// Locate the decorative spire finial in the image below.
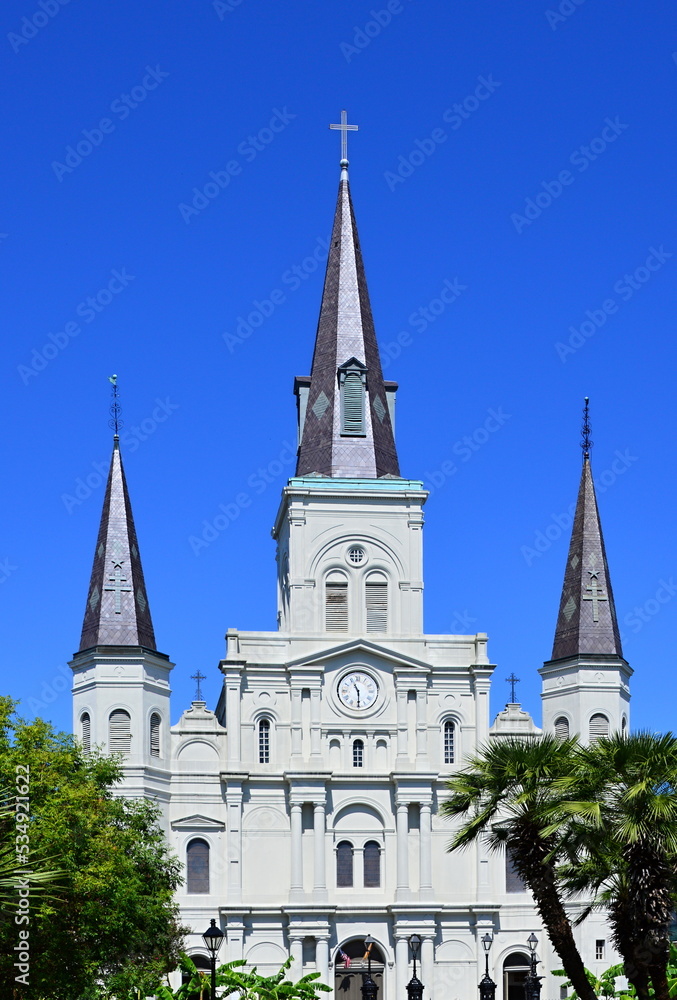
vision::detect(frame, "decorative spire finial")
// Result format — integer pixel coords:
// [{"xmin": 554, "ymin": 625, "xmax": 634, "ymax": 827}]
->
[
  {"xmin": 506, "ymin": 672, "xmax": 520, "ymax": 703},
  {"xmin": 581, "ymin": 396, "xmax": 593, "ymax": 462},
  {"xmin": 329, "ymin": 109, "xmax": 359, "ymax": 177},
  {"xmin": 191, "ymin": 670, "xmax": 206, "ymax": 702},
  {"xmin": 108, "ymin": 374, "xmax": 123, "ymax": 439}
]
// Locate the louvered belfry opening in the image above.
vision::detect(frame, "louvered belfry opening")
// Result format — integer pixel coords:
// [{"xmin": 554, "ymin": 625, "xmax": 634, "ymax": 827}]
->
[
  {"xmin": 109, "ymin": 709, "xmax": 131, "ymax": 753},
  {"xmin": 365, "ymin": 573, "xmax": 387, "ymax": 633},
  {"xmin": 443, "ymin": 719, "xmax": 455, "ymax": 764},
  {"xmin": 186, "ymin": 838, "xmax": 210, "ymax": 894},
  {"xmin": 150, "ymin": 713, "xmax": 161, "ymax": 757},
  {"xmin": 326, "ymin": 573, "xmax": 349, "ymax": 632},
  {"xmin": 589, "ymin": 713, "xmax": 609, "ymax": 742},
  {"xmin": 259, "ymin": 718, "xmax": 270, "ymax": 763},
  {"xmin": 340, "ymin": 368, "xmax": 366, "ymax": 435},
  {"xmin": 363, "ymin": 841, "xmax": 381, "ymax": 887},
  {"xmin": 81, "ymin": 712, "xmax": 91, "ymax": 754},
  {"xmin": 336, "ymin": 841, "xmax": 354, "ymax": 887},
  {"xmin": 554, "ymin": 716, "xmax": 570, "ymax": 741}
]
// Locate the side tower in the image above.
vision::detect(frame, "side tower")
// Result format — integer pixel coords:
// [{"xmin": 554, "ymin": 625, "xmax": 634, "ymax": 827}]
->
[
  {"xmin": 540, "ymin": 400, "xmax": 631, "ymax": 742},
  {"xmin": 70, "ymin": 411, "xmax": 173, "ymax": 816}
]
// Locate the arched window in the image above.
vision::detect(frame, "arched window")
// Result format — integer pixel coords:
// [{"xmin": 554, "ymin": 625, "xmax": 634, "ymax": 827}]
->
[
  {"xmin": 365, "ymin": 573, "xmax": 388, "ymax": 633},
  {"xmin": 186, "ymin": 838, "xmax": 210, "ymax": 894},
  {"xmin": 621, "ymin": 715, "xmax": 628, "ymax": 735},
  {"xmin": 336, "ymin": 841, "xmax": 354, "ymax": 887},
  {"xmin": 258, "ymin": 718, "xmax": 270, "ymax": 763},
  {"xmin": 353, "ymin": 739, "xmax": 364, "ymax": 768},
  {"xmin": 326, "ymin": 572, "xmax": 348, "ymax": 632},
  {"xmin": 109, "ymin": 709, "xmax": 131, "ymax": 754},
  {"xmin": 150, "ymin": 713, "xmax": 161, "ymax": 757},
  {"xmin": 338, "ymin": 361, "xmax": 367, "ymax": 435},
  {"xmin": 363, "ymin": 841, "xmax": 381, "ymax": 887},
  {"xmin": 589, "ymin": 713, "xmax": 609, "ymax": 743},
  {"xmin": 554, "ymin": 716, "xmax": 569, "ymax": 741},
  {"xmin": 506, "ymin": 846, "xmax": 527, "ymax": 893},
  {"xmin": 443, "ymin": 719, "xmax": 455, "ymax": 764},
  {"xmin": 81, "ymin": 712, "xmax": 91, "ymax": 754}
]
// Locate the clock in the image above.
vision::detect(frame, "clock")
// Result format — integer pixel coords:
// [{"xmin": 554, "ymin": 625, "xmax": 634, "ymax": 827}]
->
[{"xmin": 338, "ymin": 671, "xmax": 378, "ymax": 710}]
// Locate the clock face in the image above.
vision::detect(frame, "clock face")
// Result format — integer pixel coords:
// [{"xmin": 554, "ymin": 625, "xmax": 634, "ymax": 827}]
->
[{"xmin": 338, "ymin": 672, "xmax": 378, "ymax": 710}]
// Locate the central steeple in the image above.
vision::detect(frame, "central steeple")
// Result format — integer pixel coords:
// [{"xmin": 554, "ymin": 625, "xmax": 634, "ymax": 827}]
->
[{"xmin": 295, "ymin": 120, "xmax": 400, "ymax": 479}]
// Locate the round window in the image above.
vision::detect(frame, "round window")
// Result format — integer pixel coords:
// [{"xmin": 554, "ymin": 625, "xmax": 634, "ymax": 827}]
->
[{"xmin": 347, "ymin": 545, "xmax": 366, "ymax": 565}]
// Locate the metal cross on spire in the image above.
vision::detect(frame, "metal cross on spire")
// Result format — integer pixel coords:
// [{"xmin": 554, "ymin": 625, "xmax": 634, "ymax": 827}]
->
[
  {"xmin": 329, "ymin": 109, "xmax": 359, "ymax": 165},
  {"xmin": 581, "ymin": 395, "xmax": 593, "ymax": 461},
  {"xmin": 506, "ymin": 673, "xmax": 520, "ymax": 703},
  {"xmin": 108, "ymin": 374, "xmax": 123, "ymax": 437},
  {"xmin": 191, "ymin": 670, "xmax": 206, "ymax": 702}
]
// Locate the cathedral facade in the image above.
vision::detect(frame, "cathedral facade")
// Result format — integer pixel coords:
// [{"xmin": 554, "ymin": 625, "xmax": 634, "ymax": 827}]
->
[{"xmin": 70, "ymin": 154, "xmax": 631, "ymax": 1000}]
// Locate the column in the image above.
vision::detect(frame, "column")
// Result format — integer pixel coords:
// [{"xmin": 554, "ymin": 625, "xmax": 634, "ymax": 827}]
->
[
  {"xmin": 421, "ymin": 935, "xmax": 434, "ymax": 1000},
  {"xmin": 396, "ymin": 688, "xmax": 408, "ymax": 760},
  {"xmin": 226, "ymin": 915, "xmax": 245, "ymax": 961},
  {"xmin": 396, "ymin": 801, "xmax": 409, "ymax": 899},
  {"xmin": 290, "ymin": 687, "xmax": 303, "ymax": 761},
  {"xmin": 396, "ymin": 936, "xmax": 409, "ymax": 1000},
  {"xmin": 310, "ymin": 688, "xmax": 322, "ymax": 760},
  {"xmin": 290, "ymin": 802, "xmax": 304, "ymax": 899},
  {"xmin": 313, "ymin": 802, "xmax": 327, "ymax": 898},
  {"xmin": 415, "ymin": 689, "xmax": 428, "ymax": 762},
  {"xmin": 316, "ymin": 937, "xmax": 329, "ymax": 986},
  {"xmin": 225, "ymin": 781, "xmax": 243, "ymax": 904},
  {"xmin": 290, "ymin": 935, "xmax": 303, "ymax": 970},
  {"xmin": 224, "ymin": 667, "xmax": 242, "ymax": 766},
  {"xmin": 419, "ymin": 802, "xmax": 433, "ymax": 898}
]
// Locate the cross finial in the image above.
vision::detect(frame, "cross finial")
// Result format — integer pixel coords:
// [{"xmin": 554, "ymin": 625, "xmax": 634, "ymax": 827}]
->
[
  {"xmin": 329, "ymin": 110, "xmax": 359, "ymax": 174},
  {"xmin": 108, "ymin": 374, "xmax": 123, "ymax": 439},
  {"xmin": 581, "ymin": 396, "xmax": 593, "ymax": 462},
  {"xmin": 191, "ymin": 670, "xmax": 206, "ymax": 702},
  {"xmin": 506, "ymin": 673, "xmax": 520, "ymax": 703}
]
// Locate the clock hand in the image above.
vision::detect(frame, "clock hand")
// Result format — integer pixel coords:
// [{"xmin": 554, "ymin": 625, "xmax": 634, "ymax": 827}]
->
[{"xmin": 353, "ymin": 683, "xmax": 361, "ymax": 707}]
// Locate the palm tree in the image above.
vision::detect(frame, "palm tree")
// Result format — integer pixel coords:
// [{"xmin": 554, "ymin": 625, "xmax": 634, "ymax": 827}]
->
[
  {"xmin": 441, "ymin": 735, "xmax": 597, "ymax": 1000},
  {"xmin": 555, "ymin": 732, "xmax": 677, "ymax": 1000}
]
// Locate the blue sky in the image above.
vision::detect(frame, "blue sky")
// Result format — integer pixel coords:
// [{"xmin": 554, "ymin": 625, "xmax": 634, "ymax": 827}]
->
[{"xmin": 1, "ymin": 0, "xmax": 676, "ymax": 736}]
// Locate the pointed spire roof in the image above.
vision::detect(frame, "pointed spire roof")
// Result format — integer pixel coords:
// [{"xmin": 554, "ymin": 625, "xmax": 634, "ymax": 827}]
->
[
  {"xmin": 295, "ymin": 162, "xmax": 400, "ymax": 478},
  {"xmin": 551, "ymin": 402, "xmax": 623, "ymax": 661},
  {"xmin": 79, "ymin": 436, "xmax": 156, "ymax": 651}
]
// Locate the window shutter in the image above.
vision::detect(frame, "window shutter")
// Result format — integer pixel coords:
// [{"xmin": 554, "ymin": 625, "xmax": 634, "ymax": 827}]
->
[
  {"xmin": 353, "ymin": 739, "xmax": 364, "ymax": 768},
  {"xmin": 342, "ymin": 371, "xmax": 365, "ymax": 434},
  {"xmin": 259, "ymin": 719, "xmax": 270, "ymax": 763},
  {"xmin": 554, "ymin": 716, "xmax": 569, "ymax": 741},
  {"xmin": 150, "ymin": 713, "xmax": 161, "ymax": 757},
  {"xmin": 363, "ymin": 841, "xmax": 381, "ymax": 888},
  {"xmin": 336, "ymin": 841, "xmax": 354, "ymax": 887},
  {"xmin": 109, "ymin": 709, "xmax": 131, "ymax": 754},
  {"xmin": 589, "ymin": 713, "xmax": 609, "ymax": 742},
  {"xmin": 365, "ymin": 577, "xmax": 387, "ymax": 633},
  {"xmin": 506, "ymin": 847, "xmax": 527, "ymax": 893},
  {"xmin": 443, "ymin": 720, "xmax": 455, "ymax": 764},
  {"xmin": 81, "ymin": 713, "xmax": 91, "ymax": 754},
  {"xmin": 186, "ymin": 839, "xmax": 210, "ymax": 894},
  {"xmin": 326, "ymin": 581, "xmax": 348, "ymax": 631}
]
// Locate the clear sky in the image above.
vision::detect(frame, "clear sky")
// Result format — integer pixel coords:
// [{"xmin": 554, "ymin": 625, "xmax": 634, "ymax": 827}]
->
[{"xmin": 2, "ymin": 0, "xmax": 676, "ymax": 736}]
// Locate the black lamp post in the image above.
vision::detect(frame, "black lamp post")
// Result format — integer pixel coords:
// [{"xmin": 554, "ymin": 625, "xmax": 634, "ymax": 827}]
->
[
  {"xmin": 523, "ymin": 933, "xmax": 542, "ymax": 1000},
  {"xmin": 361, "ymin": 935, "xmax": 379, "ymax": 1000},
  {"xmin": 202, "ymin": 918, "xmax": 224, "ymax": 1000},
  {"xmin": 406, "ymin": 934, "xmax": 424, "ymax": 1000},
  {"xmin": 478, "ymin": 932, "xmax": 496, "ymax": 1000}
]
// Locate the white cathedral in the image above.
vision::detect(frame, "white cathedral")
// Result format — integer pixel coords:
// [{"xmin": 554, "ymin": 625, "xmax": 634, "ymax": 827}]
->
[{"xmin": 69, "ymin": 150, "xmax": 631, "ymax": 1000}]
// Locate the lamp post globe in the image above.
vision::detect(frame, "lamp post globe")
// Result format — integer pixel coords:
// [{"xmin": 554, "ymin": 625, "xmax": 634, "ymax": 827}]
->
[
  {"xmin": 406, "ymin": 935, "xmax": 424, "ymax": 1000},
  {"xmin": 202, "ymin": 918, "xmax": 224, "ymax": 1000},
  {"xmin": 478, "ymin": 932, "xmax": 496, "ymax": 1000}
]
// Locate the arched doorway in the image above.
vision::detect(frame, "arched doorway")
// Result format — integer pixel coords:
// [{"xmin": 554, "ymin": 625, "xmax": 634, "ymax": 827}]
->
[
  {"xmin": 181, "ymin": 954, "xmax": 211, "ymax": 999},
  {"xmin": 503, "ymin": 952, "xmax": 530, "ymax": 1000},
  {"xmin": 334, "ymin": 938, "xmax": 386, "ymax": 1000}
]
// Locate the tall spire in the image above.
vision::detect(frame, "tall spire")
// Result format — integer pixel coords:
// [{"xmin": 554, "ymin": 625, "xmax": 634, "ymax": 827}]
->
[
  {"xmin": 295, "ymin": 116, "xmax": 400, "ymax": 479},
  {"xmin": 551, "ymin": 400, "xmax": 623, "ymax": 661},
  {"xmin": 79, "ymin": 380, "xmax": 156, "ymax": 651}
]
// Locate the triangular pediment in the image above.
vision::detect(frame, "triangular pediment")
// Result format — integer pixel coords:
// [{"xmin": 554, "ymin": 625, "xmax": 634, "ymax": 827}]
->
[
  {"xmin": 287, "ymin": 638, "xmax": 429, "ymax": 672},
  {"xmin": 170, "ymin": 813, "xmax": 225, "ymax": 831}
]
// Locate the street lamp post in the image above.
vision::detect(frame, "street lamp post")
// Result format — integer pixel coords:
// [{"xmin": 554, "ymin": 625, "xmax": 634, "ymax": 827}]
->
[
  {"xmin": 361, "ymin": 935, "xmax": 379, "ymax": 1000},
  {"xmin": 478, "ymin": 933, "xmax": 496, "ymax": 1000},
  {"xmin": 523, "ymin": 933, "xmax": 542, "ymax": 1000},
  {"xmin": 202, "ymin": 918, "xmax": 225, "ymax": 1000},
  {"xmin": 406, "ymin": 934, "xmax": 424, "ymax": 1000}
]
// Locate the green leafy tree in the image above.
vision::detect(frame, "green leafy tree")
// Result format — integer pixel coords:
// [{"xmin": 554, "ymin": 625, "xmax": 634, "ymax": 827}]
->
[
  {"xmin": 440, "ymin": 735, "xmax": 597, "ymax": 1000},
  {"xmin": 0, "ymin": 697, "xmax": 186, "ymax": 1000},
  {"xmin": 150, "ymin": 954, "xmax": 333, "ymax": 1000}
]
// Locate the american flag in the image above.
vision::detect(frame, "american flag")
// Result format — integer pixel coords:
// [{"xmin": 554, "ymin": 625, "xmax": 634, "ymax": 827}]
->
[{"xmin": 339, "ymin": 949, "xmax": 351, "ymax": 968}]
